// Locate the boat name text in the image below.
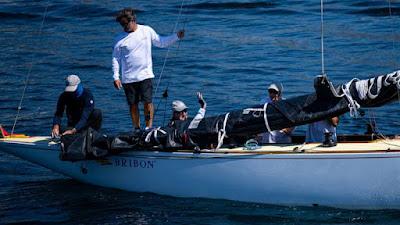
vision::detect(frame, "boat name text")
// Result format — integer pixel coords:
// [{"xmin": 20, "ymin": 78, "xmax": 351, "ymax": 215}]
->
[{"xmin": 113, "ymin": 158, "xmax": 155, "ymax": 169}]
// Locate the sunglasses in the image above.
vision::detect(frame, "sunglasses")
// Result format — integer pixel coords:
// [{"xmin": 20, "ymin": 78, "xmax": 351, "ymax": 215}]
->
[
  {"xmin": 268, "ymin": 89, "xmax": 279, "ymax": 94},
  {"xmin": 119, "ymin": 19, "xmax": 135, "ymax": 28}
]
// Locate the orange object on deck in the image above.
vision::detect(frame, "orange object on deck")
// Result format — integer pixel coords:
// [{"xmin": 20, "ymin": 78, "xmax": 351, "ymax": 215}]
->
[{"xmin": 0, "ymin": 125, "xmax": 29, "ymax": 138}]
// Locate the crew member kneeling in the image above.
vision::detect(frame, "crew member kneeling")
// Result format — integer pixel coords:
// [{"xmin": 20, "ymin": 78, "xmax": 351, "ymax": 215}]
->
[{"xmin": 51, "ymin": 75, "xmax": 102, "ymax": 137}]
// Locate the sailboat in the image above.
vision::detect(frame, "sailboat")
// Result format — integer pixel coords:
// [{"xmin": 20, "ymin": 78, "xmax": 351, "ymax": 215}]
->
[
  {"xmin": 2, "ymin": 69, "xmax": 400, "ymax": 209},
  {"xmin": 2, "ymin": 1, "xmax": 400, "ymax": 210}
]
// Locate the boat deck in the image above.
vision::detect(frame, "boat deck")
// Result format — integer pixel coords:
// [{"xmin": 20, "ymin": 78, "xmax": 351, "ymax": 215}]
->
[{"xmin": 1, "ymin": 135, "xmax": 400, "ymax": 154}]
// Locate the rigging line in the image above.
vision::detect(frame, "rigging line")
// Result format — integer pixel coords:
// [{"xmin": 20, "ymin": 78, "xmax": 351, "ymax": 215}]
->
[
  {"xmin": 154, "ymin": 0, "xmax": 193, "ymax": 120},
  {"xmin": 154, "ymin": 0, "xmax": 187, "ymax": 98},
  {"xmin": 11, "ymin": 1, "xmax": 50, "ymax": 136},
  {"xmin": 366, "ymin": 1, "xmax": 399, "ymax": 135},
  {"xmin": 160, "ymin": 6, "xmax": 192, "ymax": 94},
  {"xmin": 388, "ymin": 0, "xmax": 397, "ymax": 69},
  {"xmin": 320, "ymin": 0, "xmax": 325, "ymax": 76},
  {"xmin": 368, "ymin": 1, "xmax": 399, "ymax": 136},
  {"xmin": 387, "ymin": 0, "xmax": 400, "ymax": 105},
  {"xmin": 163, "ymin": 97, "xmax": 168, "ymax": 126}
]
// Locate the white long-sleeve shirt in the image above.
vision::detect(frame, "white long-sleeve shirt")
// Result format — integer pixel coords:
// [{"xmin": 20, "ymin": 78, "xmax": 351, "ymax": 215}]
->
[
  {"xmin": 112, "ymin": 24, "xmax": 179, "ymax": 83},
  {"xmin": 188, "ymin": 108, "xmax": 206, "ymax": 129}
]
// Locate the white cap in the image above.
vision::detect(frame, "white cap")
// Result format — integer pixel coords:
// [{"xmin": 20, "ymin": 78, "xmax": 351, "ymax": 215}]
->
[
  {"xmin": 268, "ymin": 83, "xmax": 281, "ymax": 93},
  {"xmin": 65, "ymin": 75, "xmax": 81, "ymax": 92},
  {"xmin": 172, "ymin": 100, "xmax": 188, "ymax": 112}
]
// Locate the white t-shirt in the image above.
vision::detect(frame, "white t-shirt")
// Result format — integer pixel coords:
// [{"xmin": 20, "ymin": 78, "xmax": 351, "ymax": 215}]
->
[
  {"xmin": 112, "ymin": 25, "xmax": 179, "ymax": 83},
  {"xmin": 305, "ymin": 120, "xmax": 337, "ymax": 143}
]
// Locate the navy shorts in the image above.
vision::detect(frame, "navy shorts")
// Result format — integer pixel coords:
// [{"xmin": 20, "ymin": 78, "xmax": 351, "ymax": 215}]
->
[{"xmin": 122, "ymin": 78, "xmax": 153, "ymax": 105}]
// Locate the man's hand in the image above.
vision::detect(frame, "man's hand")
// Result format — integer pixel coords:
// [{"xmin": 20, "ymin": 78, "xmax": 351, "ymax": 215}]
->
[
  {"xmin": 51, "ymin": 124, "xmax": 60, "ymax": 138},
  {"xmin": 197, "ymin": 92, "xmax": 206, "ymax": 109},
  {"xmin": 177, "ymin": 30, "xmax": 185, "ymax": 39},
  {"xmin": 281, "ymin": 127, "xmax": 294, "ymax": 134},
  {"xmin": 330, "ymin": 117, "xmax": 339, "ymax": 127},
  {"xmin": 114, "ymin": 79, "xmax": 122, "ymax": 90},
  {"xmin": 62, "ymin": 128, "xmax": 77, "ymax": 136}
]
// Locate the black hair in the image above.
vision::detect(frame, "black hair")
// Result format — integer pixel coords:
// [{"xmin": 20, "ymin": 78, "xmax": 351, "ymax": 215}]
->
[{"xmin": 116, "ymin": 8, "xmax": 136, "ymax": 23}]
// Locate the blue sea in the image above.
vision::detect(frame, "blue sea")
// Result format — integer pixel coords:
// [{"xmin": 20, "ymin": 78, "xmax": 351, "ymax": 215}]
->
[{"xmin": 1, "ymin": 0, "xmax": 400, "ymax": 224}]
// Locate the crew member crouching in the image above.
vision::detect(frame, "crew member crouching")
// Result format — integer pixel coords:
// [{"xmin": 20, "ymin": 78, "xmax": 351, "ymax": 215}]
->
[{"xmin": 51, "ymin": 75, "xmax": 102, "ymax": 137}]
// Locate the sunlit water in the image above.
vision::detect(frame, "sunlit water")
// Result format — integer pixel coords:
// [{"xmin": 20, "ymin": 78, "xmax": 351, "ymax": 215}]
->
[{"xmin": 1, "ymin": 0, "xmax": 400, "ymax": 224}]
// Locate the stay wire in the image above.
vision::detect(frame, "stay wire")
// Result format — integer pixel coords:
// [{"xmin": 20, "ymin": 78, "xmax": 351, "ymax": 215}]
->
[
  {"xmin": 387, "ymin": 0, "xmax": 400, "ymax": 104},
  {"xmin": 154, "ymin": 0, "xmax": 187, "ymax": 98},
  {"xmin": 11, "ymin": 1, "xmax": 50, "ymax": 135},
  {"xmin": 320, "ymin": 0, "xmax": 326, "ymax": 76},
  {"xmin": 367, "ymin": 0, "xmax": 399, "ymax": 136},
  {"xmin": 388, "ymin": 0, "xmax": 397, "ymax": 70},
  {"xmin": 153, "ymin": 0, "xmax": 193, "ymax": 123}
]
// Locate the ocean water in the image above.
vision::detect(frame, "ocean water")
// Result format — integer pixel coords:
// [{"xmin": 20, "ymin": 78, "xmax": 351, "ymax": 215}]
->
[{"xmin": 1, "ymin": 0, "xmax": 400, "ymax": 224}]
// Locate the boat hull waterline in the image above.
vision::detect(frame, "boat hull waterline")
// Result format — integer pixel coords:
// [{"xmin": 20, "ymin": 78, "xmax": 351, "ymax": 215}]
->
[{"xmin": 1, "ymin": 137, "xmax": 400, "ymax": 209}]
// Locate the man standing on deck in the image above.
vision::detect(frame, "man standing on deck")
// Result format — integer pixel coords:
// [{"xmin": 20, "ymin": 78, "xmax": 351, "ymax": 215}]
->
[
  {"xmin": 112, "ymin": 8, "xmax": 185, "ymax": 131},
  {"xmin": 51, "ymin": 75, "xmax": 102, "ymax": 137}
]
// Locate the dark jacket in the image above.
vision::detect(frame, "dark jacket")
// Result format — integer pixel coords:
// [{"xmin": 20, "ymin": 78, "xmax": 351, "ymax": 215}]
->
[{"xmin": 53, "ymin": 88, "xmax": 95, "ymax": 131}]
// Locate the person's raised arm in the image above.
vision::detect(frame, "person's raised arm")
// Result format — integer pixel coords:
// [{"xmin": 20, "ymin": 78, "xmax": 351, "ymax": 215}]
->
[
  {"xmin": 197, "ymin": 92, "xmax": 206, "ymax": 110},
  {"xmin": 188, "ymin": 92, "xmax": 206, "ymax": 129},
  {"xmin": 149, "ymin": 26, "xmax": 184, "ymax": 48}
]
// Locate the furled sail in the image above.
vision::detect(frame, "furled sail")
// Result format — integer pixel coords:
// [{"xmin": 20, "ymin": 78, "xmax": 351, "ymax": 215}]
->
[
  {"xmin": 144, "ymin": 70, "xmax": 400, "ymax": 149},
  {"xmin": 61, "ymin": 70, "xmax": 400, "ymax": 161}
]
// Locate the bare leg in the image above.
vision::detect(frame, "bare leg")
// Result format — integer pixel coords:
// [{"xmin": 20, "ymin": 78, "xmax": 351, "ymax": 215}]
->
[
  {"xmin": 130, "ymin": 104, "xmax": 140, "ymax": 129},
  {"xmin": 144, "ymin": 102, "xmax": 153, "ymax": 128}
]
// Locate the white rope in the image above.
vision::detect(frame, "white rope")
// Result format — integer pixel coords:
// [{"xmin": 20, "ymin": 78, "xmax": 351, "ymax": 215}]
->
[
  {"xmin": 342, "ymin": 80, "xmax": 360, "ymax": 118},
  {"xmin": 367, "ymin": 76, "xmax": 383, "ymax": 99},
  {"xmin": 355, "ymin": 79, "xmax": 369, "ymax": 100},
  {"xmin": 263, "ymin": 102, "xmax": 272, "ymax": 132},
  {"xmin": 354, "ymin": 71, "xmax": 400, "ymax": 101},
  {"xmin": 11, "ymin": 1, "xmax": 50, "ymax": 136},
  {"xmin": 342, "ymin": 70, "xmax": 400, "ymax": 117},
  {"xmin": 216, "ymin": 113, "xmax": 230, "ymax": 150},
  {"xmin": 242, "ymin": 103, "xmax": 272, "ymax": 132},
  {"xmin": 385, "ymin": 70, "xmax": 400, "ymax": 89},
  {"xmin": 145, "ymin": 127, "xmax": 167, "ymax": 144}
]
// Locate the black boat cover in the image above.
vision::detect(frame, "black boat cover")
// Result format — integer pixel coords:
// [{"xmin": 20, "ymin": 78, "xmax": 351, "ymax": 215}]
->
[{"xmin": 60, "ymin": 70, "xmax": 400, "ymax": 160}]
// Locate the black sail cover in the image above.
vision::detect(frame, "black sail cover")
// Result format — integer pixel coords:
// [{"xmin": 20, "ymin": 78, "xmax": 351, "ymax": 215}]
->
[{"xmin": 98, "ymin": 70, "xmax": 400, "ymax": 151}]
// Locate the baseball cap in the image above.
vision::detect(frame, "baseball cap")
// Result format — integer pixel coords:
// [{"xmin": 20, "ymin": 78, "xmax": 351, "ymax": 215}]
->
[
  {"xmin": 268, "ymin": 83, "xmax": 281, "ymax": 93},
  {"xmin": 65, "ymin": 75, "xmax": 81, "ymax": 92},
  {"xmin": 172, "ymin": 100, "xmax": 188, "ymax": 112}
]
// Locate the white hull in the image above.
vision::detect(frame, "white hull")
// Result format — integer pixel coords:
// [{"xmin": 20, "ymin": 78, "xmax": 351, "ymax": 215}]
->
[{"xmin": 1, "ymin": 137, "xmax": 400, "ymax": 209}]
